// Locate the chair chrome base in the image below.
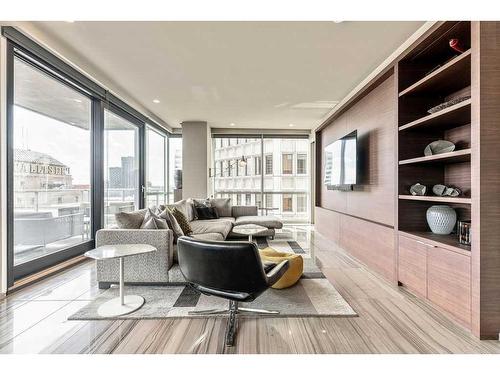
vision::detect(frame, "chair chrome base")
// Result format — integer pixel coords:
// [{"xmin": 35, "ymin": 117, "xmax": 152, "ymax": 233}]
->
[{"xmin": 188, "ymin": 300, "xmax": 280, "ymax": 346}]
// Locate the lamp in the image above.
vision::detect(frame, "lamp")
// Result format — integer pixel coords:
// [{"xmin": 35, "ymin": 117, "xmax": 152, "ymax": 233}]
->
[{"xmin": 209, "ymin": 156, "xmax": 247, "ymax": 178}]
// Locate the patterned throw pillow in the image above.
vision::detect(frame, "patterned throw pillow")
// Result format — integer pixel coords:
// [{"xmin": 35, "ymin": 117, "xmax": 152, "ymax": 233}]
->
[
  {"xmin": 193, "ymin": 198, "xmax": 219, "ymax": 220},
  {"xmin": 170, "ymin": 207, "xmax": 193, "ymax": 236}
]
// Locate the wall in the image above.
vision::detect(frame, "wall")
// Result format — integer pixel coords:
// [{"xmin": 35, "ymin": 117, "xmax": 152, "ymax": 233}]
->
[
  {"xmin": 315, "ymin": 74, "xmax": 397, "ymax": 282},
  {"xmin": 0, "ymin": 36, "xmax": 7, "ymax": 296},
  {"xmin": 181, "ymin": 121, "xmax": 210, "ymax": 199}
]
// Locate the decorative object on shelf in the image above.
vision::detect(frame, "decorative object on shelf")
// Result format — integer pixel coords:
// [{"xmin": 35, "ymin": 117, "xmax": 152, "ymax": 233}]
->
[
  {"xmin": 174, "ymin": 169, "xmax": 183, "ymax": 189},
  {"xmin": 426, "ymin": 205, "xmax": 457, "ymax": 235},
  {"xmin": 410, "ymin": 183, "xmax": 427, "ymax": 196},
  {"xmin": 449, "ymin": 38, "xmax": 465, "ymax": 53},
  {"xmin": 457, "ymin": 220, "xmax": 472, "ymax": 246},
  {"xmin": 432, "ymin": 184, "xmax": 461, "ymax": 197},
  {"xmin": 424, "ymin": 140, "xmax": 455, "ymax": 156},
  {"xmin": 427, "ymin": 95, "xmax": 471, "ymax": 114}
]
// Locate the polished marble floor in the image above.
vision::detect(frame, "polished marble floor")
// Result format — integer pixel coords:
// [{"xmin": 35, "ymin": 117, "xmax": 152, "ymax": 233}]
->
[{"xmin": 1, "ymin": 225, "xmax": 499, "ymax": 354}]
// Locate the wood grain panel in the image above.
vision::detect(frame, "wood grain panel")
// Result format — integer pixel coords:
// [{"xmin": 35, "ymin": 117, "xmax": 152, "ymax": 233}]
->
[
  {"xmin": 398, "ymin": 235, "xmax": 427, "ymax": 297},
  {"xmin": 339, "ymin": 214, "xmax": 396, "ymax": 282},
  {"xmin": 428, "ymin": 247, "xmax": 471, "ymax": 328},
  {"xmin": 319, "ymin": 75, "xmax": 396, "ymax": 227},
  {"xmin": 314, "ymin": 207, "xmax": 340, "ymax": 244},
  {"xmin": 471, "ymin": 21, "xmax": 500, "ymax": 339}
]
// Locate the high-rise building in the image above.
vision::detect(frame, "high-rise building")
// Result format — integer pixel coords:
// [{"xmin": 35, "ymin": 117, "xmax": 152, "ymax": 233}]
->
[{"xmin": 213, "ymin": 137, "xmax": 310, "ymax": 222}]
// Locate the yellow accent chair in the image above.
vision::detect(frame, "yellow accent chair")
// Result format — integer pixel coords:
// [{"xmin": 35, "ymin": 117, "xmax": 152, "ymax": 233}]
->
[{"xmin": 259, "ymin": 247, "xmax": 304, "ymax": 289}]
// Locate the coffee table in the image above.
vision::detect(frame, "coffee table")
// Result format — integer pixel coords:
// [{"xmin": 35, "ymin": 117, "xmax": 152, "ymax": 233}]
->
[
  {"xmin": 84, "ymin": 244, "xmax": 156, "ymax": 317},
  {"xmin": 232, "ymin": 224, "xmax": 268, "ymax": 242}
]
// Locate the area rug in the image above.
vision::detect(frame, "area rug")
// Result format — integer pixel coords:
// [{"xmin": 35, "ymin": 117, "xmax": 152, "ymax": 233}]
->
[{"xmin": 69, "ymin": 228, "xmax": 357, "ymax": 320}]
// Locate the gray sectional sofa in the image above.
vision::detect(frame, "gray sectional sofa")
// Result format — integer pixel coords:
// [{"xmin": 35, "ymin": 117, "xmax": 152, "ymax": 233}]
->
[{"xmin": 95, "ymin": 198, "xmax": 283, "ymax": 288}]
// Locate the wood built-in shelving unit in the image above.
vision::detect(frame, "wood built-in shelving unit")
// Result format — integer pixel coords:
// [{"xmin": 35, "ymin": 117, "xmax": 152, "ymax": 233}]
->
[
  {"xmin": 397, "ymin": 22, "xmax": 476, "ymax": 331},
  {"xmin": 397, "ymin": 21, "xmax": 472, "ymax": 254}
]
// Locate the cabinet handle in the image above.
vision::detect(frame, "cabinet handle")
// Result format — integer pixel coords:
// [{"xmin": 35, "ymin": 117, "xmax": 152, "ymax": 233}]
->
[{"xmin": 415, "ymin": 240, "xmax": 437, "ymax": 248}]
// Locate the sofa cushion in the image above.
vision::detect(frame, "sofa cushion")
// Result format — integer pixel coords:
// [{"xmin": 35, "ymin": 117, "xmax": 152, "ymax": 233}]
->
[
  {"xmin": 115, "ymin": 208, "xmax": 148, "ymax": 229},
  {"xmin": 189, "ymin": 218, "xmax": 233, "ymax": 239},
  {"xmin": 190, "ymin": 232, "xmax": 224, "ymax": 241},
  {"xmin": 159, "ymin": 208, "xmax": 184, "ymax": 241},
  {"xmin": 162, "ymin": 199, "xmax": 194, "ymax": 222},
  {"xmin": 234, "ymin": 215, "xmax": 283, "ymax": 229},
  {"xmin": 208, "ymin": 198, "xmax": 232, "ymax": 217}
]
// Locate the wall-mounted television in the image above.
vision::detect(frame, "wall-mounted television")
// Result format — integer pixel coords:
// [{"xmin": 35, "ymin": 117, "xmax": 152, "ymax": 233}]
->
[{"xmin": 323, "ymin": 130, "xmax": 357, "ymax": 190}]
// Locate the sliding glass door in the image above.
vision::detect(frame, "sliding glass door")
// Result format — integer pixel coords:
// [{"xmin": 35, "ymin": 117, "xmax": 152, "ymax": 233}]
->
[
  {"xmin": 146, "ymin": 126, "xmax": 167, "ymax": 207},
  {"xmin": 11, "ymin": 56, "xmax": 92, "ymax": 273},
  {"xmin": 103, "ymin": 109, "xmax": 141, "ymax": 227}
]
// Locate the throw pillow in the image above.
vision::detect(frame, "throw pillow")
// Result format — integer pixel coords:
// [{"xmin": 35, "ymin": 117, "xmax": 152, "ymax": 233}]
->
[
  {"xmin": 115, "ymin": 208, "xmax": 148, "ymax": 229},
  {"xmin": 140, "ymin": 208, "xmax": 169, "ymax": 229},
  {"xmin": 171, "ymin": 207, "xmax": 193, "ymax": 235},
  {"xmin": 194, "ymin": 206, "xmax": 219, "ymax": 220},
  {"xmin": 166, "ymin": 199, "xmax": 195, "ymax": 222},
  {"xmin": 208, "ymin": 198, "xmax": 232, "ymax": 217},
  {"xmin": 159, "ymin": 208, "xmax": 184, "ymax": 241}
]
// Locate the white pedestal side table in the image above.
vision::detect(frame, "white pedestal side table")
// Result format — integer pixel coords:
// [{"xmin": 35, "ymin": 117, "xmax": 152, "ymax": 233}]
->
[
  {"xmin": 231, "ymin": 224, "xmax": 268, "ymax": 242},
  {"xmin": 84, "ymin": 244, "xmax": 156, "ymax": 317}
]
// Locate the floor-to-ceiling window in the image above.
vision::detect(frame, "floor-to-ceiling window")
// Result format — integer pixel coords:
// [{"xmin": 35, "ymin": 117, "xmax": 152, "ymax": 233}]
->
[
  {"xmin": 12, "ymin": 56, "xmax": 93, "ymax": 269},
  {"xmin": 168, "ymin": 136, "xmax": 183, "ymax": 203},
  {"xmin": 212, "ymin": 135, "xmax": 310, "ymax": 222},
  {"xmin": 103, "ymin": 110, "xmax": 140, "ymax": 227},
  {"xmin": 146, "ymin": 126, "xmax": 167, "ymax": 207}
]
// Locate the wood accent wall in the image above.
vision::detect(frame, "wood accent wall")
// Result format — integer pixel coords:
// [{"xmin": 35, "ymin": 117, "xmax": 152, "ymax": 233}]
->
[
  {"xmin": 315, "ymin": 74, "xmax": 397, "ymax": 282},
  {"xmin": 471, "ymin": 21, "xmax": 500, "ymax": 339}
]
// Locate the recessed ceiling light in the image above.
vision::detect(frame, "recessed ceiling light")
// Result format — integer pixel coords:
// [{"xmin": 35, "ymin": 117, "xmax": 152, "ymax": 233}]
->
[
  {"xmin": 72, "ymin": 98, "xmax": 82, "ymax": 103},
  {"xmin": 153, "ymin": 99, "xmax": 160, "ymax": 104},
  {"xmin": 65, "ymin": 21, "xmax": 75, "ymax": 23},
  {"xmin": 230, "ymin": 123, "xmax": 235, "ymax": 127},
  {"xmin": 289, "ymin": 124, "xmax": 294, "ymax": 127},
  {"xmin": 333, "ymin": 21, "xmax": 343, "ymax": 24}
]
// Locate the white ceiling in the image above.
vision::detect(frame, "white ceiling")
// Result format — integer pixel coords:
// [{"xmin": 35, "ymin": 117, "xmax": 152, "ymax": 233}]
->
[{"xmin": 24, "ymin": 21, "xmax": 424, "ymax": 130}]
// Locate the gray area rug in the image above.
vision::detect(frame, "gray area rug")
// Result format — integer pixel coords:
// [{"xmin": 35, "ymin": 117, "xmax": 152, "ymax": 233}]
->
[{"xmin": 69, "ymin": 229, "xmax": 357, "ymax": 320}]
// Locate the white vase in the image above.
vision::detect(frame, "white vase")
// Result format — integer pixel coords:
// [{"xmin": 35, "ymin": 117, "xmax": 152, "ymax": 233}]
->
[{"xmin": 426, "ymin": 205, "xmax": 457, "ymax": 235}]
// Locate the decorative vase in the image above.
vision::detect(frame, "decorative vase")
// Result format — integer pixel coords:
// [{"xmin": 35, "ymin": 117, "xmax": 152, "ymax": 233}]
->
[{"xmin": 426, "ymin": 205, "xmax": 457, "ymax": 235}]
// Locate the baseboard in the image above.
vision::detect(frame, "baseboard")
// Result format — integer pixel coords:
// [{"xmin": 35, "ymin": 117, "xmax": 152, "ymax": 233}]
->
[{"xmin": 8, "ymin": 255, "xmax": 89, "ymax": 294}]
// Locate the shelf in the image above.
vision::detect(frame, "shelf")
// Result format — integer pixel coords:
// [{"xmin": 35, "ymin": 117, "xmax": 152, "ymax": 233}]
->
[
  {"xmin": 399, "ymin": 149, "xmax": 471, "ymax": 166},
  {"xmin": 398, "ymin": 195, "xmax": 471, "ymax": 204},
  {"xmin": 399, "ymin": 99, "xmax": 471, "ymax": 131},
  {"xmin": 399, "ymin": 230, "xmax": 471, "ymax": 257},
  {"xmin": 399, "ymin": 50, "xmax": 471, "ymax": 97}
]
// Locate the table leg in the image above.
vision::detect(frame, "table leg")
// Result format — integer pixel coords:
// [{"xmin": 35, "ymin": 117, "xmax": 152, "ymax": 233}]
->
[
  {"xmin": 249, "ymin": 234, "xmax": 253, "ymax": 242},
  {"xmin": 119, "ymin": 257, "xmax": 124, "ymax": 305},
  {"xmin": 97, "ymin": 256, "xmax": 145, "ymax": 317}
]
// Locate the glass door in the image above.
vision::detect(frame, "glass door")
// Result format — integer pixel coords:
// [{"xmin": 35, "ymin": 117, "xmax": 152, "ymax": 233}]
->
[
  {"xmin": 145, "ymin": 126, "xmax": 167, "ymax": 208},
  {"xmin": 11, "ymin": 55, "xmax": 93, "ymax": 277},
  {"xmin": 103, "ymin": 109, "xmax": 141, "ymax": 227}
]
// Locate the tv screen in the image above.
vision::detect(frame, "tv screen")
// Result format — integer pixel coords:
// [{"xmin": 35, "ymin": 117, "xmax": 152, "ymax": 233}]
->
[{"xmin": 324, "ymin": 130, "xmax": 357, "ymax": 187}]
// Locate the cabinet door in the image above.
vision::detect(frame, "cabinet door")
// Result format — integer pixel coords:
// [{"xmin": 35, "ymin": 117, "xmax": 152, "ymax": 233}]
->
[
  {"xmin": 427, "ymin": 247, "xmax": 471, "ymax": 327},
  {"xmin": 398, "ymin": 235, "xmax": 427, "ymax": 297}
]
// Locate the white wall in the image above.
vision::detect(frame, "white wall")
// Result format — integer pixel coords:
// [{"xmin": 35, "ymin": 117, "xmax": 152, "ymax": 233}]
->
[
  {"xmin": 0, "ymin": 35, "xmax": 8, "ymax": 296},
  {"xmin": 181, "ymin": 121, "xmax": 210, "ymax": 199}
]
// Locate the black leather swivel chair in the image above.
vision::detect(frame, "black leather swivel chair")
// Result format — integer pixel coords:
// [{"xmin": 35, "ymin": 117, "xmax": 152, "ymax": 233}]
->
[{"xmin": 177, "ymin": 236, "xmax": 290, "ymax": 346}]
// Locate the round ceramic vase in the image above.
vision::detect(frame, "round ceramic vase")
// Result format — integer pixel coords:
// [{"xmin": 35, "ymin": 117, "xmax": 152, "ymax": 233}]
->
[{"xmin": 426, "ymin": 205, "xmax": 457, "ymax": 235}]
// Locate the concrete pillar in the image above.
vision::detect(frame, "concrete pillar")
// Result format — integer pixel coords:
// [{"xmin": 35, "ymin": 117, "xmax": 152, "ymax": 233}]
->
[{"xmin": 180, "ymin": 121, "xmax": 210, "ymax": 199}]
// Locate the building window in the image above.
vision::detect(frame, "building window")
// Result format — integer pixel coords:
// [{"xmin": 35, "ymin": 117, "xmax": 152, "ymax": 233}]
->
[
  {"xmin": 256, "ymin": 194, "xmax": 262, "ymax": 209},
  {"xmin": 297, "ymin": 194, "xmax": 307, "ymax": 212},
  {"xmin": 255, "ymin": 156, "xmax": 261, "ymax": 175},
  {"xmin": 282, "ymin": 153, "xmax": 293, "ymax": 174},
  {"xmin": 297, "ymin": 153, "xmax": 307, "ymax": 175},
  {"xmin": 265, "ymin": 154, "xmax": 273, "ymax": 175},
  {"xmin": 265, "ymin": 194, "xmax": 273, "ymax": 209},
  {"xmin": 236, "ymin": 194, "xmax": 241, "ymax": 205},
  {"xmin": 282, "ymin": 194, "xmax": 293, "ymax": 212},
  {"xmin": 228, "ymin": 160, "xmax": 232, "ymax": 177},
  {"xmin": 245, "ymin": 193, "xmax": 251, "ymax": 206}
]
